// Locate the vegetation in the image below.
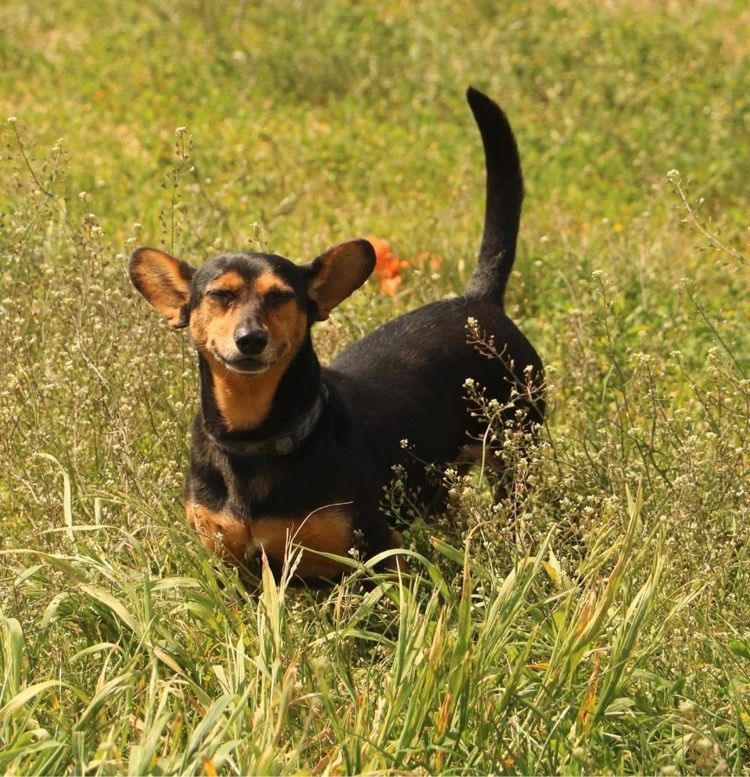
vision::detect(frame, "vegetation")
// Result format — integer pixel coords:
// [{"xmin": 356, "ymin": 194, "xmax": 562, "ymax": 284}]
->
[{"xmin": 1, "ymin": 0, "xmax": 748, "ymax": 773}]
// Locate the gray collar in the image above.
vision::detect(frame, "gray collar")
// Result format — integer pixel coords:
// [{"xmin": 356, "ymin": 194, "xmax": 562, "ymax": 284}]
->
[{"xmin": 205, "ymin": 383, "xmax": 329, "ymax": 458}]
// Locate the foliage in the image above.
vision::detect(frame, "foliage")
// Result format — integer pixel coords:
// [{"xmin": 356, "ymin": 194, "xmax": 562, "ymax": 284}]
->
[{"xmin": 1, "ymin": 0, "xmax": 748, "ymax": 773}]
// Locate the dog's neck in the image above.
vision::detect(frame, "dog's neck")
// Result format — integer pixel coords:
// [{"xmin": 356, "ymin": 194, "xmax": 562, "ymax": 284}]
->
[{"xmin": 197, "ymin": 338, "xmax": 325, "ymax": 451}]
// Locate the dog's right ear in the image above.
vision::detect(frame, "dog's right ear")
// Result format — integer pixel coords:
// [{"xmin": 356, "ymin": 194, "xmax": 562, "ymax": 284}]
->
[{"xmin": 128, "ymin": 247, "xmax": 196, "ymax": 328}]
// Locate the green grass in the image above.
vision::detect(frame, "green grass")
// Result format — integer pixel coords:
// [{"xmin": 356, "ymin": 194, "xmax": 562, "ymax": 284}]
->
[{"xmin": 1, "ymin": 0, "xmax": 748, "ymax": 773}]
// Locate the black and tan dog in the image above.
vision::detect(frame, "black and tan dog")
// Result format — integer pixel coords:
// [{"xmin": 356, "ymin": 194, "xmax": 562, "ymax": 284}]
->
[{"xmin": 129, "ymin": 88, "xmax": 544, "ymax": 583}]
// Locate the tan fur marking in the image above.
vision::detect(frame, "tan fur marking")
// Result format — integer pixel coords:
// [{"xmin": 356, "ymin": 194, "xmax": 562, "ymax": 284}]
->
[
  {"xmin": 252, "ymin": 507, "xmax": 353, "ymax": 578},
  {"xmin": 206, "ymin": 270, "xmax": 246, "ymax": 295},
  {"xmin": 206, "ymin": 348, "xmax": 296, "ymax": 431},
  {"xmin": 384, "ymin": 529, "xmax": 404, "ymax": 572},
  {"xmin": 185, "ymin": 502, "xmax": 353, "ymax": 579},
  {"xmin": 189, "ymin": 269, "xmax": 308, "ymax": 432},
  {"xmin": 186, "ymin": 502, "xmax": 254, "ymax": 564},
  {"xmin": 254, "ymin": 272, "xmax": 293, "ymax": 296}
]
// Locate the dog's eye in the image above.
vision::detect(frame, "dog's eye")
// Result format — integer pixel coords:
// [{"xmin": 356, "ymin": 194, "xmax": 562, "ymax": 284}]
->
[
  {"xmin": 207, "ymin": 289, "xmax": 236, "ymax": 305},
  {"xmin": 265, "ymin": 289, "xmax": 295, "ymax": 307}
]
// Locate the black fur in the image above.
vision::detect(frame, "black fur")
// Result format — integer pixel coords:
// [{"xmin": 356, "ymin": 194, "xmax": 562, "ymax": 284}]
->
[
  {"xmin": 464, "ymin": 87, "xmax": 524, "ymax": 304},
  {"xmin": 138, "ymin": 88, "xmax": 545, "ymax": 581}
]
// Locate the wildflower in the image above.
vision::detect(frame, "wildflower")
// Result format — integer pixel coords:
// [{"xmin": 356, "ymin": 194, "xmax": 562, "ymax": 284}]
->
[
  {"xmin": 678, "ymin": 699, "xmax": 696, "ymax": 718},
  {"xmin": 366, "ymin": 236, "xmax": 409, "ymax": 296}
]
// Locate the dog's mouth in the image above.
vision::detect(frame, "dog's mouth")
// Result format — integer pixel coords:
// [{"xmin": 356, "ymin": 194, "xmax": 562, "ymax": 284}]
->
[
  {"xmin": 214, "ymin": 351, "xmax": 271, "ymax": 374},
  {"xmin": 210, "ymin": 340, "xmax": 289, "ymax": 375}
]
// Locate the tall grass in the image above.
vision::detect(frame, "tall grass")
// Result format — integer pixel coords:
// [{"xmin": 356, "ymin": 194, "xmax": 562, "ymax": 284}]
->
[
  {"xmin": 1, "ymin": 0, "xmax": 748, "ymax": 773},
  {"xmin": 0, "ymin": 481, "xmax": 705, "ymax": 774}
]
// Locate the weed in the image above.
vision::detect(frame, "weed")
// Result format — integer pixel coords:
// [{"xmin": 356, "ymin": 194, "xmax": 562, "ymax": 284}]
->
[{"xmin": 1, "ymin": 0, "xmax": 748, "ymax": 773}]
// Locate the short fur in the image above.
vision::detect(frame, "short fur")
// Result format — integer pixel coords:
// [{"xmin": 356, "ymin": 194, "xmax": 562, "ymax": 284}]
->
[{"xmin": 129, "ymin": 87, "xmax": 544, "ymax": 583}]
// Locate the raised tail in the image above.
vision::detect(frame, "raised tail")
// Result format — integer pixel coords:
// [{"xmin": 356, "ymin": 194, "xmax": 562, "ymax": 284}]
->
[{"xmin": 464, "ymin": 87, "xmax": 523, "ymax": 307}]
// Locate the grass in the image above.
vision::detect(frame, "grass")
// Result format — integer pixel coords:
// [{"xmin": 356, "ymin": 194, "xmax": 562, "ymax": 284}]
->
[{"xmin": 0, "ymin": 0, "xmax": 748, "ymax": 773}]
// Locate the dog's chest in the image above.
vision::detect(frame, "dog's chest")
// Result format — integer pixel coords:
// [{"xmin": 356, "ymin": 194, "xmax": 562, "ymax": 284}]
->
[{"xmin": 184, "ymin": 500, "xmax": 353, "ymax": 579}]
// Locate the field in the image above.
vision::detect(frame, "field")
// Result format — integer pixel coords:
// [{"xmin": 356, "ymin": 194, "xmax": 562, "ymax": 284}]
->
[{"xmin": 1, "ymin": 0, "xmax": 748, "ymax": 773}]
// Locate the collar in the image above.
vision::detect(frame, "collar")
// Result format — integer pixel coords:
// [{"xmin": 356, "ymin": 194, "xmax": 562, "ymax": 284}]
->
[{"xmin": 204, "ymin": 382, "xmax": 329, "ymax": 458}]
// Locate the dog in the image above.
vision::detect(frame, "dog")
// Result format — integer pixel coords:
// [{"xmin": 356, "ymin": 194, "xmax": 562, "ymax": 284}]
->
[{"xmin": 128, "ymin": 87, "xmax": 544, "ymax": 583}]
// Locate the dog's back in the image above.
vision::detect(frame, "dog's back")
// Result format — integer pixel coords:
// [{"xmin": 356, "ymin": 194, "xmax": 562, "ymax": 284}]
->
[{"xmin": 328, "ymin": 88, "xmax": 543, "ymax": 480}]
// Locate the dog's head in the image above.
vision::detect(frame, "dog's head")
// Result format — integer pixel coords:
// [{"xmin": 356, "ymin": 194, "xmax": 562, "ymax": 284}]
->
[{"xmin": 128, "ymin": 241, "xmax": 375, "ymax": 376}]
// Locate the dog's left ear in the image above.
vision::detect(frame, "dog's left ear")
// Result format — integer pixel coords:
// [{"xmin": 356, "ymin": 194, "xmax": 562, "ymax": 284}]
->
[{"xmin": 305, "ymin": 239, "xmax": 376, "ymax": 321}]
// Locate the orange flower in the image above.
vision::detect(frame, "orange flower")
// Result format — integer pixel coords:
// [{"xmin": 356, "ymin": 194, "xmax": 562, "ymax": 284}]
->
[
  {"xmin": 366, "ymin": 236, "xmax": 409, "ymax": 296},
  {"xmin": 415, "ymin": 251, "xmax": 443, "ymax": 271}
]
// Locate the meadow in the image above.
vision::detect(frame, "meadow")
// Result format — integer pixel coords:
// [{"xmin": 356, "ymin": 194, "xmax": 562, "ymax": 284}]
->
[{"xmin": 0, "ymin": 0, "xmax": 748, "ymax": 773}]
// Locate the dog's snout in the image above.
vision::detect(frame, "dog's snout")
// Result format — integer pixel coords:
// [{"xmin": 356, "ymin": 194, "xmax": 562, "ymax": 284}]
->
[{"xmin": 234, "ymin": 326, "xmax": 268, "ymax": 355}]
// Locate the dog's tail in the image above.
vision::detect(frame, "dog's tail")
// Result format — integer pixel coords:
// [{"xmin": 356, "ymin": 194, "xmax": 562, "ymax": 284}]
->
[{"xmin": 464, "ymin": 87, "xmax": 523, "ymax": 307}]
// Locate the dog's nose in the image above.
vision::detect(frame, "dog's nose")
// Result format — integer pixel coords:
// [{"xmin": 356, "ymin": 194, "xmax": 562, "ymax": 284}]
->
[{"xmin": 234, "ymin": 327, "xmax": 268, "ymax": 355}]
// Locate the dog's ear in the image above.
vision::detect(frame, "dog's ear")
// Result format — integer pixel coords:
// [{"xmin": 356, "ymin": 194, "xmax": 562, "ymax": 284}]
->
[
  {"xmin": 305, "ymin": 240, "xmax": 375, "ymax": 321},
  {"xmin": 128, "ymin": 247, "xmax": 196, "ymax": 328}
]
